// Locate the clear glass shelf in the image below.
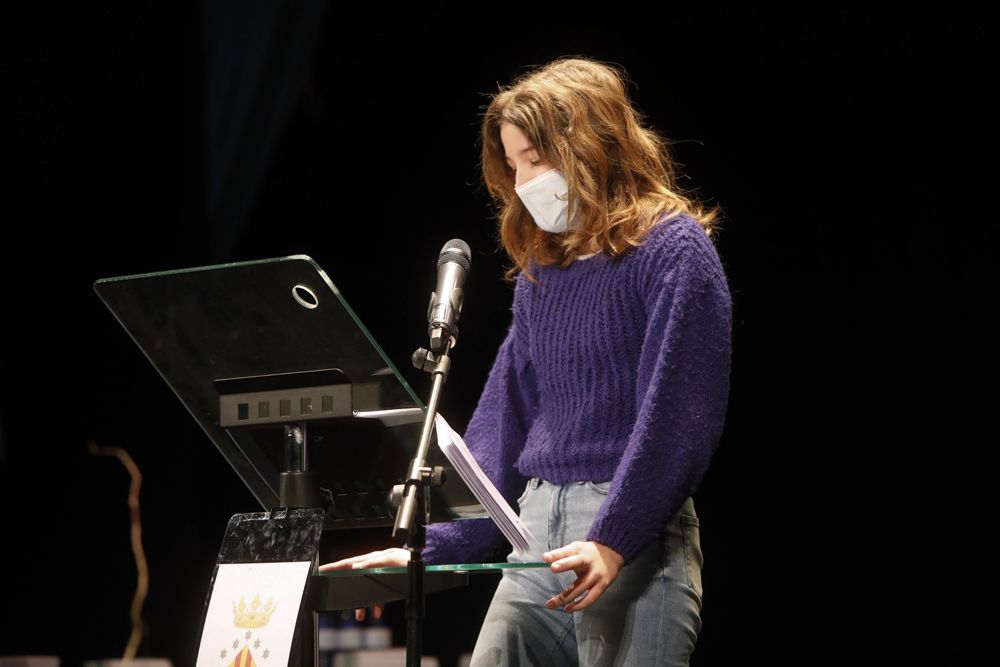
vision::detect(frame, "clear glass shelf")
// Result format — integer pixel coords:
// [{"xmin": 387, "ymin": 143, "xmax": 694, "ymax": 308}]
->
[{"xmin": 317, "ymin": 562, "xmax": 549, "ymax": 576}]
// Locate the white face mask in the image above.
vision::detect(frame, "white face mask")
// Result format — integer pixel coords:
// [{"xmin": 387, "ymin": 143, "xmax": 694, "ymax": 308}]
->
[{"xmin": 515, "ymin": 168, "xmax": 578, "ymax": 233}]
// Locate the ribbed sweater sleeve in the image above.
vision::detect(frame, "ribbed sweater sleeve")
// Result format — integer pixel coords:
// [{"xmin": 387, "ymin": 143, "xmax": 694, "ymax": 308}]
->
[
  {"xmin": 420, "ymin": 277, "xmax": 538, "ymax": 565},
  {"xmin": 586, "ymin": 225, "xmax": 732, "ymax": 564}
]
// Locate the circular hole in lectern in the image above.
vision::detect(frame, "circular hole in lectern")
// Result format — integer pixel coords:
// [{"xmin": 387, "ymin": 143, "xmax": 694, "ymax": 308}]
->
[{"xmin": 292, "ymin": 284, "xmax": 319, "ymax": 309}]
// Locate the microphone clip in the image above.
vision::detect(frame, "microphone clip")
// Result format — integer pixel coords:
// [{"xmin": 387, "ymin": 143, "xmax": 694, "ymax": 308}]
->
[
  {"xmin": 426, "ymin": 289, "xmax": 463, "ymax": 355},
  {"xmin": 411, "ymin": 346, "xmax": 452, "ymax": 380}
]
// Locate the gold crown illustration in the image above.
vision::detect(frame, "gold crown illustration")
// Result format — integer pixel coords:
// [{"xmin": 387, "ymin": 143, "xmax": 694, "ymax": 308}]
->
[{"xmin": 232, "ymin": 594, "xmax": 278, "ymax": 628}]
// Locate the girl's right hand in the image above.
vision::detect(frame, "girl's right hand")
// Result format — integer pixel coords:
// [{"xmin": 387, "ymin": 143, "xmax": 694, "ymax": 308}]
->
[{"xmin": 318, "ymin": 547, "xmax": 411, "ymax": 621}]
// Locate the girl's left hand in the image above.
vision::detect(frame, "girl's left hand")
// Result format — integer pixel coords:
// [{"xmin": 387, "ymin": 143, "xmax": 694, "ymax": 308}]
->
[{"xmin": 542, "ymin": 540, "xmax": 625, "ymax": 612}]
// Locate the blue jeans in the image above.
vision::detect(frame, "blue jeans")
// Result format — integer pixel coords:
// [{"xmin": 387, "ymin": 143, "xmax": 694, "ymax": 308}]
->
[{"xmin": 469, "ymin": 478, "xmax": 704, "ymax": 666}]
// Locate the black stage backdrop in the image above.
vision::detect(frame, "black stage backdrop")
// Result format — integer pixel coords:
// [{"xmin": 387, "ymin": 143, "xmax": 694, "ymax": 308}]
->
[{"xmin": 0, "ymin": 3, "xmax": 989, "ymax": 665}]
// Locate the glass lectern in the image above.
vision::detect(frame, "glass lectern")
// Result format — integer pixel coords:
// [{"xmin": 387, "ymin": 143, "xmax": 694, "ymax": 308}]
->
[{"xmin": 94, "ymin": 255, "xmax": 539, "ymax": 665}]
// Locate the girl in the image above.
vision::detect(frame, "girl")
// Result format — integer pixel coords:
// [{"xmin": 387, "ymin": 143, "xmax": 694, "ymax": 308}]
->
[{"xmin": 322, "ymin": 55, "xmax": 732, "ymax": 666}]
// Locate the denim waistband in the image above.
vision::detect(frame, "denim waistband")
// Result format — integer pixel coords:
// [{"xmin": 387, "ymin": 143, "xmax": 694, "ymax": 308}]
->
[{"xmin": 524, "ymin": 477, "xmax": 697, "ymax": 519}]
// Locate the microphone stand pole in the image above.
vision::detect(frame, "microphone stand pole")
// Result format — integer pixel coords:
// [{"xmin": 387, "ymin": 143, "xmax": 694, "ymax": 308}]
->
[{"xmin": 392, "ymin": 342, "xmax": 451, "ymax": 667}]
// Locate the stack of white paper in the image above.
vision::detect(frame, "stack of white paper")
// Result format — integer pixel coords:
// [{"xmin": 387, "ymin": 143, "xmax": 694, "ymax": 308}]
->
[{"xmin": 433, "ymin": 413, "xmax": 535, "ymax": 555}]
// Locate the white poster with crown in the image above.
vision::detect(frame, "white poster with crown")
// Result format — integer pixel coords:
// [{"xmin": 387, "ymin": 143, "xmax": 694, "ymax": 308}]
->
[{"xmin": 196, "ymin": 561, "xmax": 312, "ymax": 667}]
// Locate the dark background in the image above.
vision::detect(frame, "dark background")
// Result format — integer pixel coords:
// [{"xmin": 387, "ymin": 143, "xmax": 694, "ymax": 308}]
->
[{"xmin": 0, "ymin": 3, "xmax": 989, "ymax": 665}]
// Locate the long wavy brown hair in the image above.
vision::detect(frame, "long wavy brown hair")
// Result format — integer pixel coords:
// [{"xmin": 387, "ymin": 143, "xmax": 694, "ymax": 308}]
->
[{"xmin": 478, "ymin": 56, "xmax": 722, "ymax": 283}]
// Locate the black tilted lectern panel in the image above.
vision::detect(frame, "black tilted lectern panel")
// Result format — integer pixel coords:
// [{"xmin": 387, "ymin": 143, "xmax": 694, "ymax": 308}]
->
[{"xmin": 94, "ymin": 255, "xmax": 485, "ymax": 527}]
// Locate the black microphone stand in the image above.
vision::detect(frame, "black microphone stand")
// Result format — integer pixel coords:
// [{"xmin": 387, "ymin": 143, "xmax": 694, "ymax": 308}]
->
[
  {"xmin": 390, "ymin": 239, "xmax": 468, "ymax": 667},
  {"xmin": 391, "ymin": 343, "xmax": 452, "ymax": 667}
]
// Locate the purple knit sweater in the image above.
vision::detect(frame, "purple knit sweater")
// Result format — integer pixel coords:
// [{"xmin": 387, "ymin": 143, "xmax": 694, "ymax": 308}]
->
[{"xmin": 421, "ymin": 212, "xmax": 732, "ymax": 566}]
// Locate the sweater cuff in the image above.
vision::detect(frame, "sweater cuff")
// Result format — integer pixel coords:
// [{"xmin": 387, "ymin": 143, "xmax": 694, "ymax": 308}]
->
[
  {"xmin": 586, "ymin": 518, "xmax": 653, "ymax": 566},
  {"xmin": 419, "ymin": 518, "xmax": 502, "ymax": 566}
]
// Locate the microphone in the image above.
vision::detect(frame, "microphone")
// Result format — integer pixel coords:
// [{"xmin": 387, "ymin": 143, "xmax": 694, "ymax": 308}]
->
[{"xmin": 427, "ymin": 239, "xmax": 471, "ymax": 355}]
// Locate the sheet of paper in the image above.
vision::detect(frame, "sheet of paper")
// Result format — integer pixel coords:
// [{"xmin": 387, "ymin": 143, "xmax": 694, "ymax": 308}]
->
[
  {"xmin": 196, "ymin": 560, "xmax": 311, "ymax": 667},
  {"xmin": 434, "ymin": 413, "xmax": 535, "ymax": 554}
]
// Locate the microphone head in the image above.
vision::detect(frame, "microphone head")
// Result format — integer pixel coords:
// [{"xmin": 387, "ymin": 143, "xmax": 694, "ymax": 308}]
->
[{"xmin": 437, "ymin": 239, "xmax": 471, "ymax": 272}]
